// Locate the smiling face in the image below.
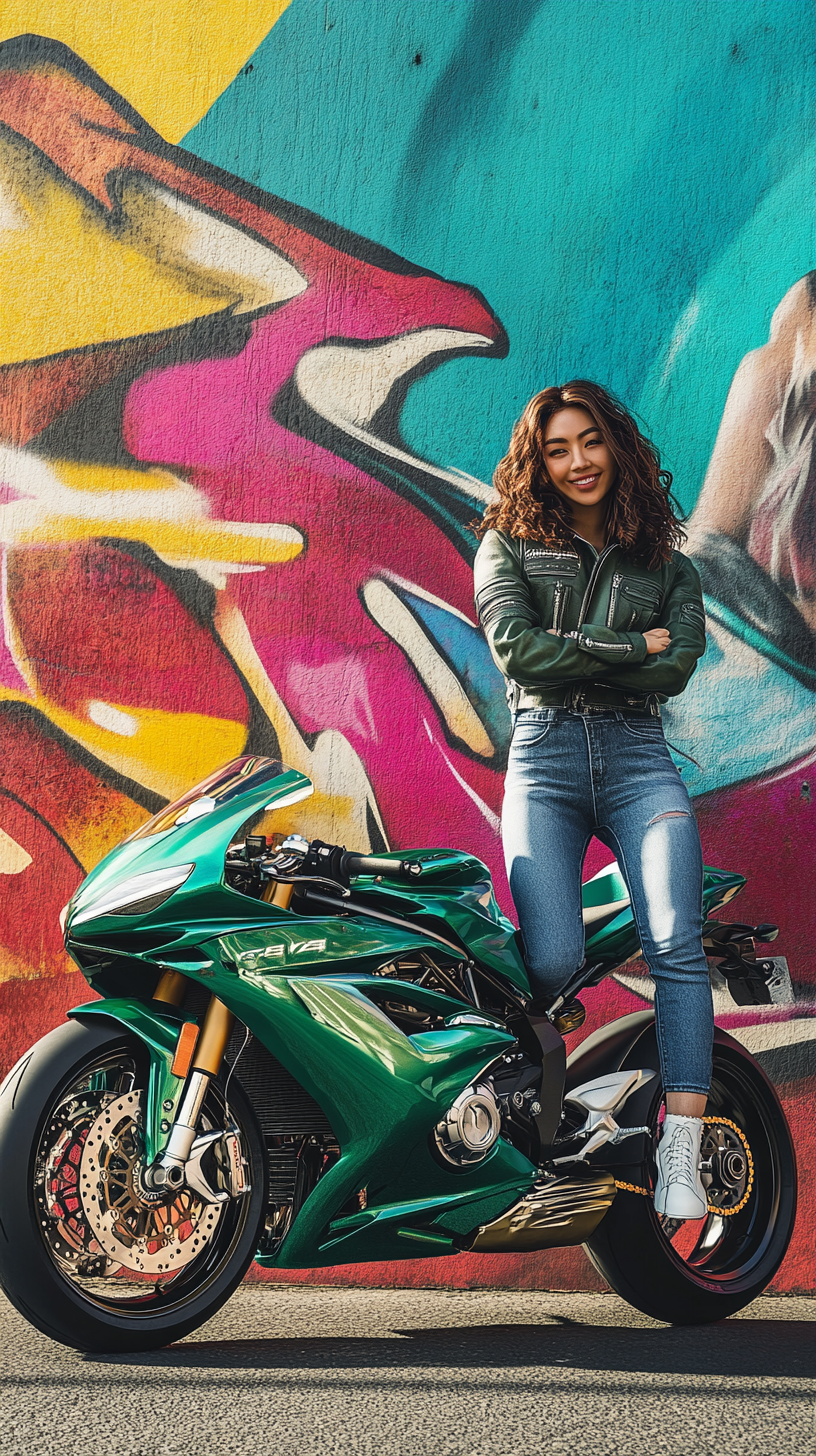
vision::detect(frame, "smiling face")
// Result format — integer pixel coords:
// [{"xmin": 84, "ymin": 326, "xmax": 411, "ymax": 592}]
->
[{"xmin": 542, "ymin": 405, "xmax": 617, "ymax": 510}]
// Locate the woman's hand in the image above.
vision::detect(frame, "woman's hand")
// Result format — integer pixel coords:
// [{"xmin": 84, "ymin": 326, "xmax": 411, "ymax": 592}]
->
[{"xmin": 643, "ymin": 628, "xmax": 671, "ymax": 655}]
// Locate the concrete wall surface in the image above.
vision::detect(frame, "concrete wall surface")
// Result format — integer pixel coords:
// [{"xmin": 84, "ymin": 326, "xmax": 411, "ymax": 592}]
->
[{"xmin": 0, "ymin": 2, "xmax": 813, "ymax": 1291}]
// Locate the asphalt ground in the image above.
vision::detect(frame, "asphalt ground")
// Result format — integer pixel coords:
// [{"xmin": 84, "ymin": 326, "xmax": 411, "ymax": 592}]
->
[{"xmin": 0, "ymin": 1285, "xmax": 813, "ymax": 1456}]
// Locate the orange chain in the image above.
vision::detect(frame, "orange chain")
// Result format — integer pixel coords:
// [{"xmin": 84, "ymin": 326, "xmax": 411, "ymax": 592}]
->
[{"xmin": 613, "ymin": 1116, "xmax": 754, "ymax": 1218}]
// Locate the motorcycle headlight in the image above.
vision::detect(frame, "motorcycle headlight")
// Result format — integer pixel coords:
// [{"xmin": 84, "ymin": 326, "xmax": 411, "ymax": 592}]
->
[{"xmin": 70, "ymin": 864, "xmax": 195, "ymax": 928}]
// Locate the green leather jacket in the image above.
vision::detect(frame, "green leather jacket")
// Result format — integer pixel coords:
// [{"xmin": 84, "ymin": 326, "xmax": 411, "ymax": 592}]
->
[{"xmin": 473, "ymin": 530, "xmax": 706, "ymax": 712}]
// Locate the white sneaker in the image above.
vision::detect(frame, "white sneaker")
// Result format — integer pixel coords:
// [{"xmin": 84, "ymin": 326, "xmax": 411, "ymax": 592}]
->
[{"xmin": 654, "ymin": 1114, "xmax": 707, "ymax": 1220}]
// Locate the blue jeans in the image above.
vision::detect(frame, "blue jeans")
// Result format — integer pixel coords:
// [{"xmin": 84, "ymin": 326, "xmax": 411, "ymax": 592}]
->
[{"xmin": 502, "ymin": 708, "xmax": 713, "ymax": 1095}]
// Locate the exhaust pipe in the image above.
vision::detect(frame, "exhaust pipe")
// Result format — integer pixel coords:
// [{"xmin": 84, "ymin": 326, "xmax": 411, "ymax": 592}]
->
[{"xmin": 465, "ymin": 1168, "xmax": 616, "ymax": 1253}]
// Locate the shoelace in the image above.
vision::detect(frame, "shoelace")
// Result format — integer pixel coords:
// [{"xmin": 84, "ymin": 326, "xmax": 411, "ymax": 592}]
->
[
  {"xmin": 661, "ymin": 1128, "xmax": 699, "ymax": 1185},
  {"xmin": 616, "ymin": 1117, "xmax": 753, "ymax": 1217}
]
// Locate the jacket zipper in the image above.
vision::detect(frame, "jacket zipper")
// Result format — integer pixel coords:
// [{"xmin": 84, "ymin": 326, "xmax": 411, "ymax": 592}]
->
[
  {"xmin": 623, "ymin": 583, "xmax": 661, "ymax": 605},
  {"xmin": 577, "ymin": 634, "xmax": 633, "ymax": 652},
  {"xmin": 606, "ymin": 572, "xmax": 623, "ymax": 628},
  {"xmin": 551, "ymin": 582, "xmax": 566, "ymax": 632},
  {"xmin": 577, "ymin": 544, "xmax": 617, "ymax": 628}
]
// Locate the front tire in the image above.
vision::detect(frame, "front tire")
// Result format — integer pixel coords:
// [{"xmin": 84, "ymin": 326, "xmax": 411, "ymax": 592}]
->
[
  {"xmin": 0, "ymin": 1018, "xmax": 266, "ymax": 1352},
  {"xmin": 585, "ymin": 1028, "xmax": 797, "ymax": 1324}
]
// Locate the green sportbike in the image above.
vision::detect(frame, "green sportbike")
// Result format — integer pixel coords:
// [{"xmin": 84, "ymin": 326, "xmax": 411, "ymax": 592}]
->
[{"xmin": 0, "ymin": 756, "xmax": 796, "ymax": 1350}]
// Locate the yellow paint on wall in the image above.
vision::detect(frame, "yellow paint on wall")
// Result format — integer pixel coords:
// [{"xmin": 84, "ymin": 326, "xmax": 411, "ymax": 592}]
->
[
  {"xmin": 0, "ymin": 135, "xmax": 308, "ymax": 362},
  {"xmin": 0, "ymin": 1, "xmax": 292, "ymax": 142},
  {"xmin": 61, "ymin": 793, "xmax": 156, "ymax": 874},
  {"xmin": 0, "ymin": 163, "xmax": 230, "ymax": 362},
  {"xmin": 0, "ymin": 942, "xmax": 66, "ymax": 985},
  {"xmin": 1, "ymin": 451, "xmax": 305, "ymax": 570},
  {"xmin": 0, "ymin": 686, "xmax": 249, "ymax": 800}
]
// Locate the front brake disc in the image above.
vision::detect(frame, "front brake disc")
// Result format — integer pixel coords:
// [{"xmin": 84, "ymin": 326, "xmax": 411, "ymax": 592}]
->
[{"xmin": 79, "ymin": 1092, "xmax": 222, "ymax": 1275}]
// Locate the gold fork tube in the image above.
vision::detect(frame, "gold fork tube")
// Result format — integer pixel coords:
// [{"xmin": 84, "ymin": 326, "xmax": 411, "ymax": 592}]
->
[
  {"xmin": 153, "ymin": 969, "xmax": 187, "ymax": 1006},
  {"xmin": 261, "ymin": 879, "xmax": 294, "ymax": 908},
  {"xmin": 193, "ymin": 995, "xmax": 235, "ymax": 1076}
]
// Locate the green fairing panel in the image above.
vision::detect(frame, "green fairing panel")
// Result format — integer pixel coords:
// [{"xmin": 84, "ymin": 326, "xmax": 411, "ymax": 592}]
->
[
  {"xmin": 584, "ymin": 863, "xmax": 746, "ymax": 964},
  {"xmin": 347, "ymin": 848, "xmax": 529, "ymax": 991},
  {"xmin": 67, "ymin": 999, "xmax": 194, "ymax": 1163},
  {"xmin": 206, "ymin": 961, "xmax": 533, "ymax": 1267},
  {"xmin": 63, "ymin": 758, "xmax": 314, "ymax": 949},
  {"xmin": 216, "ymin": 918, "xmax": 447, "ymax": 979},
  {"xmin": 62, "ymin": 762, "xmax": 530, "ymax": 994},
  {"xmin": 68, "ymin": 964, "xmax": 535, "ymax": 1267},
  {"xmin": 319, "ymin": 1176, "xmax": 535, "ymax": 1256},
  {"xmin": 336, "ymin": 976, "xmax": 506, "ymax": 1027}
]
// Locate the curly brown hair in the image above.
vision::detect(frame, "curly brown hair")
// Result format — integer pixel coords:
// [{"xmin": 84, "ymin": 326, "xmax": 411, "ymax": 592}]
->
[{"xmin": 475, "ymin": 380, "xmax": 685, "ymax": 568}]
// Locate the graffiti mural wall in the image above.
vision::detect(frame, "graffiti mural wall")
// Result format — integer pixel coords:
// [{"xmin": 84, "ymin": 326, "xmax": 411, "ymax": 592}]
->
[{"xmin": 0, "ymin": 1, "xmax": 814, "ymax": 1289}]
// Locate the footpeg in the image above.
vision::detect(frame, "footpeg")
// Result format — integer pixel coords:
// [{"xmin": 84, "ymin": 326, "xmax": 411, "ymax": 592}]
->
[{"xmin": 554, "ymin": 1069, "xmax": 655, "ymax": 1163}]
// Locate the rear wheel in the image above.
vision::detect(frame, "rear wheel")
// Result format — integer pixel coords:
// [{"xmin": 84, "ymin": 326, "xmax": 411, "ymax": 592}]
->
[
  {"xmin": 585, "ymin": 1029, "xmax": 797, "ymax": 1323},
  {"xmin": 0, "ymin": 1018, "xmax": 266, "ymax": 1352}
]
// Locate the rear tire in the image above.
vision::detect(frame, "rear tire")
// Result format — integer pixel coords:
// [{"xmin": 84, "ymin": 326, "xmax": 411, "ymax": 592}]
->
[
  {"xmin": 0, "ymin": 1018, "xmax": 266, "ymax": 1352},
  {"xmin": 585, "ymin": 1027, "xmax": 797, "ymax": 1323}
]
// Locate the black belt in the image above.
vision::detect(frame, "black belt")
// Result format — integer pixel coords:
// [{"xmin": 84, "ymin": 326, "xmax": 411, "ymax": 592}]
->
[{"xmin": 513, "ymin": 684, "xmax": 660, "ymax": 716}]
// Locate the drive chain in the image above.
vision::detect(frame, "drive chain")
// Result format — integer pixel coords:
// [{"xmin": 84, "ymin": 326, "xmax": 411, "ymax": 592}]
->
[{"xmin": 613, "ymin": 1116, "xmax": 754, "ymax": 1217}]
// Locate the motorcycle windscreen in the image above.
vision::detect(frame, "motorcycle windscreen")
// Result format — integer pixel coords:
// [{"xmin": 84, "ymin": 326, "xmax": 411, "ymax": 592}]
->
[{"xmin": 125, "ymin": 756, "xmax": 306, "ymax": 841}]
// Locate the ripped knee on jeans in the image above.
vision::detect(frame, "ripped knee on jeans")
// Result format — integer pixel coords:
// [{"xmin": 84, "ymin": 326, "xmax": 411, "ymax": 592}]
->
[{"xmin": 648, "ymin": 810, "xmax": 690, "ymax": 826}]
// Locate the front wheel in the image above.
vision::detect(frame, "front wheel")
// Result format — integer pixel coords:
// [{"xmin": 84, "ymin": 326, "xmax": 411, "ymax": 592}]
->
[
  {"xmin": 0, "ymin": 1018, "xmax": 267, "ymax": 1352},
  {"xmin": 585, "ymin": 1028, "xmax": 797, "ymax": 1324}
]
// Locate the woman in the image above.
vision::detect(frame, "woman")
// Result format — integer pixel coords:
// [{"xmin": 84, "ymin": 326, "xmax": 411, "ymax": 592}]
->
[{"xmin": 474, "ymin": 380, "xmax": 711, "ymax": 1221}]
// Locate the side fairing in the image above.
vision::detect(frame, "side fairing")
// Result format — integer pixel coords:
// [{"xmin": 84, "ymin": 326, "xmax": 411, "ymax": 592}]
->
[
  {"xmin": 216, "ymin": 917, "xmax": 442, "ymax": 979},
  {"xmin": 70, "ymin": 884, "xmax": 537, "ymax": 1269},
  {"xmin": 172, "ymin": 931, "xmax": 535, "ymax": 1268}
]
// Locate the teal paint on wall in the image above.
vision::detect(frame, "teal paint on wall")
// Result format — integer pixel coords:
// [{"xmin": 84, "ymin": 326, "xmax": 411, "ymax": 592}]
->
[{"xmin": 186, "ymin": 0, "xmax": 815, "ymax": 504}]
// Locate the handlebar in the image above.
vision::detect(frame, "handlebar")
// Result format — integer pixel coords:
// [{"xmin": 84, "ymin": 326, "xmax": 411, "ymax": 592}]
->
[
  {"xmin": 283, "ymin": 837, "xmax": 425, "ymax": 885},
  {"xmin": 340, "ymin": 851, "xmax": 423, "ymax": 881}
]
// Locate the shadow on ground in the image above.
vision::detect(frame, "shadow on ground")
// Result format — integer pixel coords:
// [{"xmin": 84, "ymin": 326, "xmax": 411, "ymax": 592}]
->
[{"xmin": 83, "ymin": 1317, "xmax": 816, "ymax": 1380}]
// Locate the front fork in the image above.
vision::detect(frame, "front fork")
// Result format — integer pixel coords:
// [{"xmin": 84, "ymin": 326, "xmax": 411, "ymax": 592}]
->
[
  {"xmin": 143, "ymin": 880, "xmax": 293, "ymax": 1195},
  {"xmin": 142, "ymin": 972, "xmax": 235, "ymax": 1194}
]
